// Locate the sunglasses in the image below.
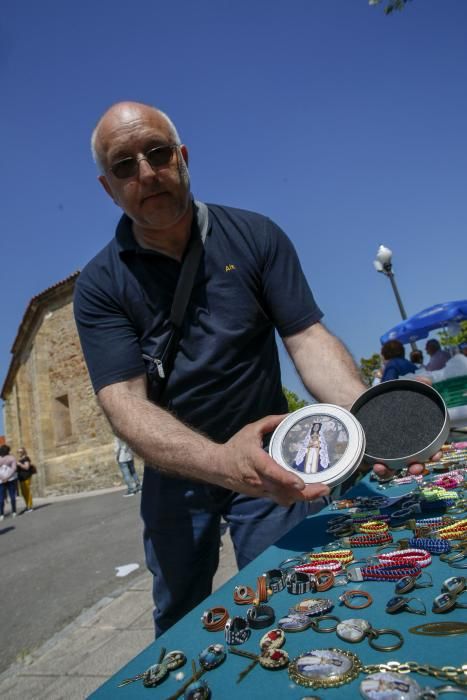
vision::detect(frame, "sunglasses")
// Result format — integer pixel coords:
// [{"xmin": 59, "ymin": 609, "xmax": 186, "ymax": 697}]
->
[{"xmin": 109, "ymin": 144, "xmax": 177, "ymax": 179}]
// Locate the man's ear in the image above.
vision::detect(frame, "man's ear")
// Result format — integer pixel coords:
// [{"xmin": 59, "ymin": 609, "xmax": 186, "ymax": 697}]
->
[
  {"xmin": 98, "ymin": 175, "xmax": 118, "ymax": 204},
  {"xmin": 180, "ymin": 144, "xmax": 189, "ymax": 167}
]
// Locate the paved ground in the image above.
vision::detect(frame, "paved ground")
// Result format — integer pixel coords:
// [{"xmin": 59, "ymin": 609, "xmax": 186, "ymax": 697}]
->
[{"xmin": 0, "ymin": 489, "xmax": 237, "ymax": 699}]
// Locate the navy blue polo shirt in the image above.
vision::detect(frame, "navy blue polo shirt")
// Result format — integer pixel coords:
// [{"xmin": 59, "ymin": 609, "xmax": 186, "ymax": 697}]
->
[{"xmin": 74, "ymin": 203, "xmax": 323, "ymax": 443}]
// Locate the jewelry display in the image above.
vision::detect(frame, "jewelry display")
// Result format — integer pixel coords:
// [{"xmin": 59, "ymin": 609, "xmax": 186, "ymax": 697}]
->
[
  {"xmin": 262, "ymin": 569, "xmax": 286, "ymax": 594},
  {"xmin": 286, "ymin": 571, "xmax": 314, "ymax": 595},
  {"xmin": 201, "ymin": 606, "xmax": 229, "ymax": 632},
  {"xmin": 165, "ymin": 644, "xmax": 226, "ymax": 700},
  {"xmin": 118, "ymin": 647, "xmax": 186, "ymax": 688},
  {"xmin": 338, "ymin": 589, "xmax": 373, "ymax": 609},
  {"xmin": 246, "ymin": 604, "xmax": 275, "ymax": 629},
  {"xmin": 233, "ymin": 585, "xmax": 256, "ymax": 605},
  {"xmin": 224, "ymin": 616, "xmax": 251, "ymax": 645},
  {"xmin": 310, "ymin": 615, "xmax": 404, "ymax": 651},
  {"xmin": 385, "ymin": 595, "xmax": 427, "ymax": 615},
  {"xmin": 228, "ymin": 628, "xmax": 288, "ymax": 682},
  {"xmin": 289, "ymin": 649, "xmax": 467, "ymax": 690},
  {"xmin": 441, "ymin": 576, "xmax": 465, "ymax": 595},
  {"xmin": 432, "ymin": 590, "xmax": 467, "ymax": 613},
  {"xmin": 292, "ymin": 598, "xmax": 334, "ymax": 616},
  {"xmin": 395, "ymin": 572, "xmax": 433, "ymax": 594}
]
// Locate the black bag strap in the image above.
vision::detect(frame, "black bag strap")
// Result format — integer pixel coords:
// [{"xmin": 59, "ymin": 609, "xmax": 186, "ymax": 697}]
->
[
  {"xmin": 146, "ymin": 200, "xmax": 209, "ymax": 400},
  {"xmin": 170, "ymin": 200, "xmax": 209, "ymax": 329}
]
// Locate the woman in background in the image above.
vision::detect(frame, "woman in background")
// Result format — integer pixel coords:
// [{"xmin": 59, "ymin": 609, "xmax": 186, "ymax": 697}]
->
[
  {"xmin": 0, "ymin": 444, "xmax": 18, "ymax": 520},
  {"xmin": 16, "ymin": 446, "xmax": 35, "ymax": 513}
]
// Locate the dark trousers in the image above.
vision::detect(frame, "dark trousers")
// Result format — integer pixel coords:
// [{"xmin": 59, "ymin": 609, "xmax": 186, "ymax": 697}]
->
[
  {"xmin": 141, "ymin": 470, "xmax": 325, "ymax": 636},
  {"xmin": 0, "ymin": 481, "xmax": 17, "ymax": 515}
]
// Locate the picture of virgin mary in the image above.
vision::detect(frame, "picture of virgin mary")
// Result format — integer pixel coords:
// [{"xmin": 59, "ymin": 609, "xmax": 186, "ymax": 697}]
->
[{"xmin": 293, "ymin": 422, "xmax": 330, "ymax": 473}]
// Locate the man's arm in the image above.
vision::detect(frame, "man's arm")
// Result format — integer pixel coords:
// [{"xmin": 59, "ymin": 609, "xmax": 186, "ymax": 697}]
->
[
  {"xmin": 283, "ymin": 321, "xmax": 366, "ymax": 409},
  {"xmin": 98, "ymin": 375, "xmax": 330, "ymax": 506}
]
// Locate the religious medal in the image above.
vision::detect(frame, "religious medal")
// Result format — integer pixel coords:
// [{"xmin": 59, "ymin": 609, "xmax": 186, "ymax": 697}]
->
[
  {"xmin": 441, "ymin": 576, "xmax": 465, "ymax": 595},
  {"xmin": 165, "ymin": 645, "xmax": 225, "ymax": 700},
  {"xmin": 269, "ymin": 404, "xmax": 366, "ymax": 487},
  {"xmin": 117, "ymin": 647, "xmax": 186, "ymax": 688},
  {"xmin": 360, "ymin": 672, "xmax": 422, "ymax": 700},
  {"xmin": 288, "ymin": 648, "xmax": 362, "ymax": 689},
  {"xmin": 228, "ymin": 628, "xmax": 289, "ymax": 682},
  {"xmin": 277, "ymin": 613, "xmax": 313, "ymax": 632},
  {"xmin": 386, "ymin": 596, "xmax": 426, "ymax": 615}
]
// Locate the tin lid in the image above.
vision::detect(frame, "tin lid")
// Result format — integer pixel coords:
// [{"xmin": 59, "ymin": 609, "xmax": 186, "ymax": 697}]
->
[
  {"xmin": 350, "ymin": 379, "xmax": 450, "ymax": 469},
  {"xmin": 269, "ymin": 404, "xmax": 366, "ymax": 488}
]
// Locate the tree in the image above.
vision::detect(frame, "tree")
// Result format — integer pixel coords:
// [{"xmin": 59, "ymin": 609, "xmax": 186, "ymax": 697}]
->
[
  {"xmin": 282, "ymin": 387, "xmax": 308, "ymax": 412},
  {"xmin": 369, "ymin": 0, "xmax": 412, "ymax": 15},
  {"xmin": 438, "ymin": 321, "xmax": 467, "ymax": 350},
  {"xmin": 360, "ymin": 353, "xmax": 382, "ymax": 386}
]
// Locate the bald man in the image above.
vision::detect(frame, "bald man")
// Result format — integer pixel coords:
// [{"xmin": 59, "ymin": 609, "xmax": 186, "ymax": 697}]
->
[{"xmin": 74, "ymin": 102, "xmax": 426, "ymax": 636}]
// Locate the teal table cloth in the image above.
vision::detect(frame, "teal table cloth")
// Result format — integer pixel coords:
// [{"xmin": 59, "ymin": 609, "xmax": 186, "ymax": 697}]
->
[{"xmin": 89, "ymin": 475, "xmax": 467, "ymax": 699}]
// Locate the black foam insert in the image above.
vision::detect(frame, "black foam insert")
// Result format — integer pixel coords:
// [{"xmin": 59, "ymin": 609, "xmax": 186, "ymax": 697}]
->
[{"xmin": 353, "ymin": 388, "xmax": 445, "ymax": 460}]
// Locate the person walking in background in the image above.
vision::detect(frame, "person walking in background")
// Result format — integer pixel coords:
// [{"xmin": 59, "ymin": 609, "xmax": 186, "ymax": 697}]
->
[
  {"xmin": 380, "ymin": 340, "xmax": 418, "ymax": 382},
  {"xmin": 425, "ymin": 339, "xmax": 450, "ymax": 371},
  {"xmin": 114, "ymin": 437, "xmax": 142, "ymax": 497},
  {"xmin": 16, "ymin": 446, "xmax": 35, "ymax": 513},
  {"xmin": 0, "ymin": 445, "xmax": 18, "ymax": 520}
]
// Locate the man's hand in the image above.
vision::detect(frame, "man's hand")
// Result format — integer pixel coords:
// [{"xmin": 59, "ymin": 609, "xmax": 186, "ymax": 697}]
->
[
  {"xmin": 220, "ymin": 414, "xmax": 330, "ymax": 507},
  {"xmin": 372, "ymin": 452, "xmax": 442, "ymax": 480}
]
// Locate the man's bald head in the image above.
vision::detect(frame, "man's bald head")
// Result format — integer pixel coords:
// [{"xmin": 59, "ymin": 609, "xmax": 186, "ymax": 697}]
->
[{"xmin": 91, "ymin": 101, "xmax": 181, "ymax": 173}]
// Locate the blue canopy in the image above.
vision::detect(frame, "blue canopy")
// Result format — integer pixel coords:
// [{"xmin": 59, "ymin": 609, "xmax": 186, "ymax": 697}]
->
[{"xmin": 380, "ymin": 300, "xmax": 467, "ymax": 345}]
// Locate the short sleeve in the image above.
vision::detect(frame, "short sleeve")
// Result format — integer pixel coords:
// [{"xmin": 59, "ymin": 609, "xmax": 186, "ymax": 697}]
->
[
  {"xmin": 260, "ymin": 218, "xmax": 323, "ymax": 337},
  {"xmin": 73, "ymin": 275, "xmax": 146, "ymax": 393}
]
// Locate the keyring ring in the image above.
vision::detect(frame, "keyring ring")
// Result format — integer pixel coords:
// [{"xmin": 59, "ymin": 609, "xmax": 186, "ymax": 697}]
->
[
  {"xmin": 368, "ymin": 628, "xmax": 404, "ymax": 651},
  {"xmin": 233, "ymin": 585, "xmax": 256, "ymax": 605},
  {"xmin": 311, "ymin": 614, "xmax": 340, "ymax": 633},
  {"xmin": 202, "ymin": 606, "xmax": 229, "ymax": 631},
  {"xmin": 339, "ymin": 589, "xmax": 373, "ymax": 609}
]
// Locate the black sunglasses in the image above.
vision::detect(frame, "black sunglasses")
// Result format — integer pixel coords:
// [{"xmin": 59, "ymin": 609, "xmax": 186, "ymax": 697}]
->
[{"xmin": 109, "ymin": 144, "xmax": 177, "ymax": 179}]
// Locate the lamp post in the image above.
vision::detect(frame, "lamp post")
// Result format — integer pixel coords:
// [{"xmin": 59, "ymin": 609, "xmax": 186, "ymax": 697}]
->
[{"xmin": 373, "ymin": 245, "xmax": 418, "ymax": 352}]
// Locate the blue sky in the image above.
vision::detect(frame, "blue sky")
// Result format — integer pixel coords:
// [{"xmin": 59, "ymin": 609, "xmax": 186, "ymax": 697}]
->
[{"xmin": 1, "ymin": 0, "xmax": 466, "ymax": 431}]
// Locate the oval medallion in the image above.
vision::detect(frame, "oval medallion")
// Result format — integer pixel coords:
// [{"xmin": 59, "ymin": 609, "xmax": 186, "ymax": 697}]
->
[
  {"xmin": 142, "ymin": 663, "xmax": 169, "ymax": 688},
  {"xmin": 199, "ymin": 643, "xmax": 226, "ymax": 670},
  {"xmin": 164, "ymin": 650, "xmax": 187, "ymax": 671},
  {"xmin": 260, "ymin": 628, "xmax": 285, "ymax": 649},
  {"xmin": 184, "ymin": 679, "xmax": 211, "ymax": 700},
  {"xmin": 360, "ymin": 671, "xmax": 422, "ymax": 700},
  {"xmin": 336, "ymin": 618, "xmax": 370, "ymax": 643},
  {"xmin": 288, "ymin": 648, "xmax": 362, "ymax": 688},
  {"xmin": 259, "ymin": 648, "xmax": 289, "ymax": 670},
  {"xmin": 278, "ymin": 614, "xmax": 312, "ymax": 632}
]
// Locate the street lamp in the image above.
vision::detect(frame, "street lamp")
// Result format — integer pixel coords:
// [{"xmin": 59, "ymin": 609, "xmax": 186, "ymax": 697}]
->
[{"xmin": 373, "ymin": 245, "xmax": 418, "ymax": 351}]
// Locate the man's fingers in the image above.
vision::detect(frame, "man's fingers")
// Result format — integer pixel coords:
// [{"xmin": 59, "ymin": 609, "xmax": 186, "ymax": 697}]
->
[{"xmin": 259, "ymin": 451, "xmax": 330, "ymax": 498}]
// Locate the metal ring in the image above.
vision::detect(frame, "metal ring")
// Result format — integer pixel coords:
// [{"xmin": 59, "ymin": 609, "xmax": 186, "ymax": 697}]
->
[
  {"xmin": 312, "ymin": 614, "xmax": 340, "ymax": 633},
  {"xmin": 368, "ymin": 628, "xmax": 404, "ymax": 651},
  {"xmin": 339, "ymin": 589, "xmax": 373, "ymax": 609}
]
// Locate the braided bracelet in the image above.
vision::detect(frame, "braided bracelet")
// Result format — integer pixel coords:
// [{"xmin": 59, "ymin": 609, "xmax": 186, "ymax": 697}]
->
[
  {"xmin": 359, "ymin": 521, "xmax": 389, "ymax": 534},
  {"xmin": 358, "ymin": 565, "xmax": 422, "ymax": 582},
  {"xmin": 344, "ymin": 533, "xmax": 393, "ymax": 547},
  {"xmin": 378, "ymin": 549, "xmax": 432, "ymax": 568},
  {"xmin": 408, "ymin": 537, "xmax": 451, "ymax": 555}
]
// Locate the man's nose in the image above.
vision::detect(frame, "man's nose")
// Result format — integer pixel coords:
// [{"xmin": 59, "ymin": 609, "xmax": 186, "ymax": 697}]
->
[{"xmin": 136, "ymin": 156, "xmax": 158, "ymax": 179}]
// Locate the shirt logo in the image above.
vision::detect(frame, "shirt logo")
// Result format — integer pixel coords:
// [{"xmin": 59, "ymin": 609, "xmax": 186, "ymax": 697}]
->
[{"xmin": 225, "ymin": 264, "xmax": 236, "ymax": 272}]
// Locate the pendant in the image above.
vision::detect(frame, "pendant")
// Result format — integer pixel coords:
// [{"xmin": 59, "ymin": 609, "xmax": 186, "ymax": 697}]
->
[
  {"xmin": 336, "ymin": 618, "xmax": 371, "ymax": 643},
  {"xmin": 278, "ymin": 614, "xmax": 313, "ymax": 632},
  {"xmin": 288, "ymin": 648, "xmax": 362, "ymax": 688},
  {"xmin": 259, "ymin": 628, "xmax": 286, "ymax": 649},
  {"xmin": 199, "ymin": 644, "xmax": 226, "ymax": 670},
  {"xmin": 360, "ymin": 672, "xmax": 422, "ymax": 700}
]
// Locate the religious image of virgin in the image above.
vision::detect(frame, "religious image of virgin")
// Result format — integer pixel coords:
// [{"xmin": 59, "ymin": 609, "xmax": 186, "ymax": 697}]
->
[{"xmin": 293, "ymin": 422, "xmax": 330, "ymax": 474}]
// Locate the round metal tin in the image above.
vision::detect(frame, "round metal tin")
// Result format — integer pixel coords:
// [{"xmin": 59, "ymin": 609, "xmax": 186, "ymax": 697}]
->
[
  {"xmin": 351, "ymin": 379, "xmax": 450, "ymax": 470},
  {"xmin": 269, "ymin": 404, "xmax": 366, "ymax": 488}
]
